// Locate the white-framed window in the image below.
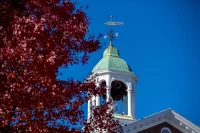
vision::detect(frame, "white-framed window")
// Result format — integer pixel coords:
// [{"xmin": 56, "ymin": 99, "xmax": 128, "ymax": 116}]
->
[{"xmin": 161, "ymin": 127, "xmax": 172, "ymax": 133}]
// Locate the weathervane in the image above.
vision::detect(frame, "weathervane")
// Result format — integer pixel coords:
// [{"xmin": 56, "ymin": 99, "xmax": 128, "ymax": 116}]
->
[{"xmin": 104, "ymin": 16, "xmax": 124, "ymax": 44}]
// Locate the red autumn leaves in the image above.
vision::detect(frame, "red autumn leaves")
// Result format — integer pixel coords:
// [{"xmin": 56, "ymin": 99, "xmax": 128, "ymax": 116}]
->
[{"xmin": 0, "ymin": 0, "xmax": 122, "ymax": 132}]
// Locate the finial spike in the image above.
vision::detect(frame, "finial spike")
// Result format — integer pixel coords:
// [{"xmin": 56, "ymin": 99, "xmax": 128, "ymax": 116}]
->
[
  {"xmin": 109, "ymin": 41, "xmax": 113, "ymax": 46},
  {"xmin": 110, "ymin": 15, "xmax": 113, "ymax": 21}
]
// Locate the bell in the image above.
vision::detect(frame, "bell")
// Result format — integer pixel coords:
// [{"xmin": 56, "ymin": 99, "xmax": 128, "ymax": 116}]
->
[
  {"xmin": 115, "ymin": 81, "xmax": 121, "ymax": 89},
  {"xmin": 111, "ymin": 80, "xmax": 128, "ymax": 101}
]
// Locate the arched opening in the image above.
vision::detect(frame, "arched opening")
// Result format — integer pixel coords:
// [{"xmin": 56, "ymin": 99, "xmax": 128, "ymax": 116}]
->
[
  {"xmin": 111, "ymin": 80, "xmax": 127, "ymax": 101},
  {"xmin": 99, "ymin": 80, "xmax": 107, "ymax": 105},
  {"xmin": 111, "ymin": 80, "xmax": 127, "ymax": 115}
]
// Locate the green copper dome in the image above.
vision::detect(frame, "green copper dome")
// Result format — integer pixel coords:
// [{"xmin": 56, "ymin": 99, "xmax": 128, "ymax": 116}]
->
[{"xmin": 92, "ymin": 43, "xmax": 132, "ymax": 72}]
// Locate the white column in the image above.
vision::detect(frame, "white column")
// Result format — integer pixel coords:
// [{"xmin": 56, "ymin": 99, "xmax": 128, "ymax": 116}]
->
[
  {"xmin": 106, "ymin": 89, "xmax": 110, "ymax": 102},
  {"xmin": 112, "ymin": 101, "xmax": 117, "ymax": 113},
  {"xmin": 128, "ymin": 90, "xmax": 132, "ymax": 117},
  {"xmin": 132, "ymin": 92, "xmax": 135, "ymax": 119},
  {"xmin": 132, "ymin": 85, "xmax": 135, "ymax": 119},
  {"xmin": 122, "ymin": 95, "xmax": 126, "ymax": 114},
  {"xmin": 88, "ymin": 99, "xmax": 91, "ymax": 119},
  {"xmin": 96, "ymin": 95, "xmax": 100, "ymax": 106},
  {"xmin": 106, "ymin": 75, "xmax": 111, "ymax": 102},
  {"xmin": 92, "ymin": 96, "xmax": 96, "ymax": 107}
]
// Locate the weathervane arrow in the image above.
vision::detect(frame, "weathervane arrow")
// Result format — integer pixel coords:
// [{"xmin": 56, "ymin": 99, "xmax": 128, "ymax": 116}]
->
[
  {"xmin": 104, "ymin": 16, "xmax": 124, "ymax": 44},
  {"xmin": 104, "ymin": 21, "xmax": 124, "ymax": 26}
]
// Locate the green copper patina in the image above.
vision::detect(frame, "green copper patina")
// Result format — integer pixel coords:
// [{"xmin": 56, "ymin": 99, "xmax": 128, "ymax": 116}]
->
[{"xmin": 92, "ymin": 42, "xmax": 132, "ymax": 72}]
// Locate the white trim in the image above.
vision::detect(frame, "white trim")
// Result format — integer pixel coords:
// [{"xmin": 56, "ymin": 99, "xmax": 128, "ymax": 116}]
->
[
  {"xmin": 125, "ymin": 118, "xmax": 167, "ymax": 133},
  {"xmin": 171, "ymin": 110, "xmax": 200, "ymax": 132},
  {"xmin": 122, "ymin": 108, "xmax": 200, "ymax": 133},
  {"xmin": 124, "ymin": 108, "xmax": 170, "ymax": 132},
  {"xmin": 166, "ymin": 119, "xmax": 191, "ymax": 133},
  {"xmin": 93, "ymin": 69, "xmax": 138, "ymax": 83}
]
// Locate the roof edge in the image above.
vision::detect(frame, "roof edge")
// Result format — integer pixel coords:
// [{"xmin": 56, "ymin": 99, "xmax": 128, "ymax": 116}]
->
[
  {"xmin": 171, "ymin": 110, "xmax": 200, "ymax": 132},
  {"xmin": 123, "ymin": 108, "xmax": 200, "ymax": 133}
]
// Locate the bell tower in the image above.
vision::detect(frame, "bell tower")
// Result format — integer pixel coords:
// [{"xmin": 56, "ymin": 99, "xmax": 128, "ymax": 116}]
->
[{"xmin": 88, "ymin": 16, "xmax": 138, "ymax": 123}]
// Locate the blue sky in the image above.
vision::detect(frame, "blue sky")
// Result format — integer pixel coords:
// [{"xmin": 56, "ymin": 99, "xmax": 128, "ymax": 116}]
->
[{"xmin": 58, "ymin": 0, "xmax": 200, "ymax": 126}]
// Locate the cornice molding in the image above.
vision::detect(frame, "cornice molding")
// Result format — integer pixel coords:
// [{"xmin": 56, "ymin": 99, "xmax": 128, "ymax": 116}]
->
[
  {"xmin": 171, "ymin": 110, "xmax": 200, "ymax": 133},
  {"xmin": 122, "ymin": 108, "xmax": 200, "ymax": 133},
  {"xmin": 93, "ymin": 69, "xmax": 138, "ymax": 83}
]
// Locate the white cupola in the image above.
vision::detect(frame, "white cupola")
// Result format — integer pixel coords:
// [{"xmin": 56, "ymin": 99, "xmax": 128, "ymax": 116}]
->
[
  {"xmin": 88, "ymin": 42, "xmax": 138, "ymax": 123},
  {"xmin": 88, "ymin": 16, "xmax": 138, "ymax": 125}
]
